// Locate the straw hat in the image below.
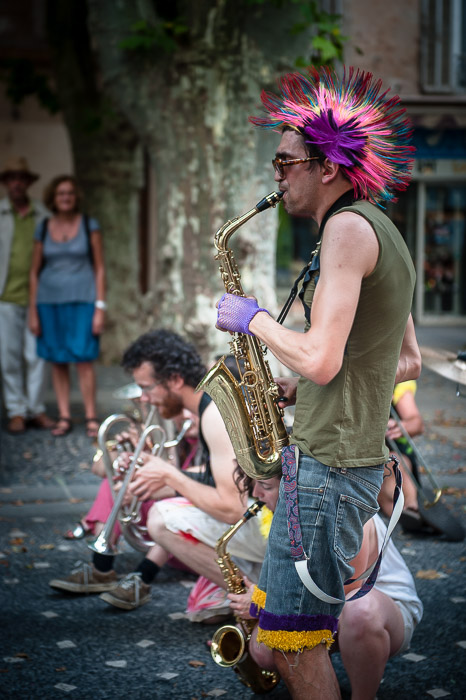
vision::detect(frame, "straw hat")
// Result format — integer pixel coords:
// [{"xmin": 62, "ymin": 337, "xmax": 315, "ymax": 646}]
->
[{"xmin": 0, "ymin": 156, "xmax": 39, "ymax": 183}]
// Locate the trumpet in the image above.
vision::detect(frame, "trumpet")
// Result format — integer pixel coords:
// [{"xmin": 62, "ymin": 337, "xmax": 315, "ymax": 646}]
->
[
  {"xmin": 88, "ymin": 419, "xmax": 166, "ymax": 556},
  {"xmin": 89, "ymin": 413, "xmax": 194, "ymax": 555},
  {"xmin": 120, "ymin": 417, "xmax": 193, "ymax": 552}
]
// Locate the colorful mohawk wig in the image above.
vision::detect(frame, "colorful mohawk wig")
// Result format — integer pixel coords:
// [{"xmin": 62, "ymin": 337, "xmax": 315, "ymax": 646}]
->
[{"xmin": 249, "ymin": 66, "xmax": 415, "ymax": 204}]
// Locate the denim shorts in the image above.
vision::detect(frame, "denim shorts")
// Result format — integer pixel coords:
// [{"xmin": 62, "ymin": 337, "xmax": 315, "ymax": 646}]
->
[{"xmin": 252, "ymin": 451, "xmax": 384, "ymax": 652}]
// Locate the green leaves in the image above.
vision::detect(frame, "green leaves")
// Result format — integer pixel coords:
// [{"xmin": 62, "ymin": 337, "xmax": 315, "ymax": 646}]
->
[
  {"xmin": 116, "ymin": 2, "xmax": 346, "ymax": 68},
  {"xmin": 0, "ymin": 58, "xmax": 59, "ymax": 114},
  {"xmin": 118, "ymin": 19, "xmax": 188, "ymax": 54},
  {"xmin": 291, "ymin": 0, "xmax": 347, "ymax": 68}
]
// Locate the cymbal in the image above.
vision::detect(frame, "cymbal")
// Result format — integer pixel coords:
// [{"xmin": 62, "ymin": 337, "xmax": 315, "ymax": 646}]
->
[{"xmin": 420, "ymin": 346, "xmax": 466, "ymax": 386}]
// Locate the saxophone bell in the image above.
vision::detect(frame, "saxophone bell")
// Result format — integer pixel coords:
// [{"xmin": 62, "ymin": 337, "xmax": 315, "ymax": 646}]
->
[
  {"xmin": 211, "ymin": 624, "xmax": 246, "ymax": 667},
  {"xmin": 210, "ymin": 501, "xmax": 280, "ymax": 693}
]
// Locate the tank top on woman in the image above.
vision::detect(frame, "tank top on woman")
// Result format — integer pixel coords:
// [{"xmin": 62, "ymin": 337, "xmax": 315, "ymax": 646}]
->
[{"xmin": 34, "ymin": 216, "xmax": 99, "ymax": 304}]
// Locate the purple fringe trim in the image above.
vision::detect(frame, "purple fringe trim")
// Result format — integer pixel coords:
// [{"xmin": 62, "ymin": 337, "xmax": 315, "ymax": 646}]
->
[
  {"xmin": 258, "ymin": 609, "xmax": 338, "ymax": 634},
  {"xmin": 249, "ymin": 602, "xmax": 260, "ymax": 619}
]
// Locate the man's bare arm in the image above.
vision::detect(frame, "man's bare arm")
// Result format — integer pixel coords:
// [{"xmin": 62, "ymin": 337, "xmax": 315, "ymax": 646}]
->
[
  {"xmin": 395, "ymin": 314, "xmax": 422, "ymax": 384},
  {"xmin": 130, "ymin": 403, "xmax": 246, "ymax": 523},
  {"xmin": 250, "ymin": 213, "xmax": 378, "ymax": 385}
]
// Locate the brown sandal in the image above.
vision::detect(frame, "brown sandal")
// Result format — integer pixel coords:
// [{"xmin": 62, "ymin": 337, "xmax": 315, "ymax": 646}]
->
[
  {"xmin": 51, "ymin": 417, "xmax": 73, "ymax": 437},
  {"xmin": 85, "ymin": 417, "xmax": 100, "ymax": 438}
]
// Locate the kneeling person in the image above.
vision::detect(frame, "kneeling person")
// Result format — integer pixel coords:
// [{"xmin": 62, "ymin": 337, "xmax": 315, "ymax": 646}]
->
[
  {"xmin": 49, "ymin": 330, "xmax": 265, "ymax": 607},
  {"xmin": 228, "ymin": 475, "xmax": 423, "ymax": 700}
]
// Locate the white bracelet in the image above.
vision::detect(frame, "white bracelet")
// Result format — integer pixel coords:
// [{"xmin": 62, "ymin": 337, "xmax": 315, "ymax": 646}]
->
[{"xmin": 95, "ymin": 300, "xmax": 107, "ymax": 310}]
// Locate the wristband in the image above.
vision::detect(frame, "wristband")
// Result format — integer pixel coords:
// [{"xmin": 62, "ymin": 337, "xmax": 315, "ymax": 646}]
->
[
  {"xmin": 95, "ymin": 300, "xmax": 107, "ymax": 311},
  {"xmin": 217, "ymin": 293, "xmax": 269, "ymax": 336}
]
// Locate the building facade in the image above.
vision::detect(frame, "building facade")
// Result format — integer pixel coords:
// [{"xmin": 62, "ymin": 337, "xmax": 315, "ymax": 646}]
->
[{"xmin": 344, "ymin": 0, "xmax": 466, "ymax": 324}]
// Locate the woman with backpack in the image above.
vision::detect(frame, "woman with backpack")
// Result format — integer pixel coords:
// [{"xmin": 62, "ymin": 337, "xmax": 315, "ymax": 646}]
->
[{"xmin": 28, "ymin": 175, "xmax": 106, "ymax": 438}]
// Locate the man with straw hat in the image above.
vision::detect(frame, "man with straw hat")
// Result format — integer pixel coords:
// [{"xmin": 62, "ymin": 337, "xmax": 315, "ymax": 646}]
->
[{"xmin": 0, "ymin": 156, "xmax": 54, "ymax": 433}]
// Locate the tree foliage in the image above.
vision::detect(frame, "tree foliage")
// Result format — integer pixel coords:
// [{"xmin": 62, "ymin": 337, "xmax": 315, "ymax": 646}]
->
[
  {"xmin": 0, "ymin": 58, "xmax": 59, "ymax": 114},
  {"xmin": 1, "ymin": 0, "xmax": 348, "ymax": 360}
]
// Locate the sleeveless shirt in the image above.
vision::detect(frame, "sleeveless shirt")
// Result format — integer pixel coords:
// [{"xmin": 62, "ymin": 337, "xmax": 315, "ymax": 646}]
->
[
  {"xmin": 184, "ymin": 392, "xmax": 215, "ymax": 487},
  {"xmin": 291, "ymin": 200, "xmax": 416, "ymax": 468}
]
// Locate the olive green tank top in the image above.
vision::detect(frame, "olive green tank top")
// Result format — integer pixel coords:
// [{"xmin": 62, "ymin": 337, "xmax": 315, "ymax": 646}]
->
[{"xmin": 290, "ymin": 200, "xmax": 416, "ymax": 468}]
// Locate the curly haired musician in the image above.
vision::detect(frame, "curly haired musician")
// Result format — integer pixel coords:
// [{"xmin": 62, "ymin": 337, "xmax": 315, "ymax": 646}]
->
[
  {"xmin": 215, "ymin": 66, "xmax": 422, "ymax": 699},
  {"xmin": 50, "ymin": 330, "xmax": 266, "ymax": 608}
]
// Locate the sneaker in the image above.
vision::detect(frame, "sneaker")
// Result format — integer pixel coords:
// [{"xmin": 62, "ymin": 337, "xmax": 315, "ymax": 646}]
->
[
  {"xmin": 49, "ymin": 562, "xmax": 118, "ymax": 593},
  {"xmin": 99, "ymin": 572, "xmax": 151, "ymax": 610}
]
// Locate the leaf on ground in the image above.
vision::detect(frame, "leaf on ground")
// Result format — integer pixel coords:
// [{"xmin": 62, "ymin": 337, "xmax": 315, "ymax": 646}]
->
[
  {"xmin": 39, "ymin": 544, "xmax": 55, "ymax": 550},
  {"xmin": 22, "ymin": 452, "xmax": 33, "ymax": 459},
  {"xmin": 13, "ymin": 501, "xmax": 24, "ymax": 506},
  {"xmin": 9, "ymin": 538, "xmax": 24, "ymax": 545},
  {"xmin": 442, "ymin": 487, "xmax": 466, "ymax": 498},
  {"xmin": 15, "ymin": 653, "xmax": 29, "ymax": 659},
  {"xmin": 68, "ymin": 498, "xmax": 83, "ymax": 504},
  {"xmin": 55, "ymin": 667, "xmax": 66, "ymax": 672},
  {"xmin": 416, "ymin": 569, "xmax": 443, "ymax": 580},
  {"xmin": 188, "ymin": 660, "xmax": 205, "ymax": 668}
]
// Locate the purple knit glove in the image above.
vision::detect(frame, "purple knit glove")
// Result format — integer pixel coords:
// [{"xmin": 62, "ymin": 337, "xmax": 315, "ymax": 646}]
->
[{"xmin": 217, "ymin": 293, "xmax": 269, "ymax": 336}]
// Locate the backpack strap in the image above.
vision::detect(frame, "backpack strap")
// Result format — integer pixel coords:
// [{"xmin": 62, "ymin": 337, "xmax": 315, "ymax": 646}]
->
[
  {"xmin": 40, "ymin": 217, "xmax": 49, "ymax": 243},
  {"xmin": 82, "ymin": 214, "xmax": 94, "ymax": 266}
]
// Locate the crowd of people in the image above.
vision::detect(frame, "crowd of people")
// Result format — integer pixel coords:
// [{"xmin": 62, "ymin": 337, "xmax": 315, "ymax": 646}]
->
[
  {"xmin": 0, "ymin": 159, "xmax": 105, "ymax": 437},
  {"xmin": 1, "ymin": 65, "xmax": 450, "ymax": 699}
]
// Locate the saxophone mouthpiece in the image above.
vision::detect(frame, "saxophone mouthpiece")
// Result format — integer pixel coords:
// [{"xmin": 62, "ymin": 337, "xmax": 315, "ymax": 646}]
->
[{"xmin": 255, "ymin": 191, "xmax": 284, "ymax": 213}]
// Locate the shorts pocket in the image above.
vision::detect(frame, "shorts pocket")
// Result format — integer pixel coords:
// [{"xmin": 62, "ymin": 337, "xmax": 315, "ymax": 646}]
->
[
  {"xmin": 334, "ymin": 494, "xmax": 378, "ymax": 562},
  {"xmin": 338, "ymin": 465, "xmax": 384, "ymax": 496}
]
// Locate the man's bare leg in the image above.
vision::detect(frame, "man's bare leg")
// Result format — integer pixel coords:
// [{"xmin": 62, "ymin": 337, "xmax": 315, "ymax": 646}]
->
[
  {"xmin": 272, "ymin": 644, "xmax": 341, "ymax": 700},
  {"xmin": 145, "ymin": 542, "xmax": 170, "ymax": 568},
  {"xmin": 337, "ymin": 589, "xmax": 404, "ymax": 700}
]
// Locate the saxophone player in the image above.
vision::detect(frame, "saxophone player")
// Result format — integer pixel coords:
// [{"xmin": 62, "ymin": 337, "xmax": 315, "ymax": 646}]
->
[{"xmin": 215, "ymin": 66, "xmax": 422, "ymax": 699}]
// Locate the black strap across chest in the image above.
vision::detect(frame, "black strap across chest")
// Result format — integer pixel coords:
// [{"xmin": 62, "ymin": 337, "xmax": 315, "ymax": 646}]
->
[{"xmin": 194, "ymin": 392, "xmax": 214, "ymax": 486}]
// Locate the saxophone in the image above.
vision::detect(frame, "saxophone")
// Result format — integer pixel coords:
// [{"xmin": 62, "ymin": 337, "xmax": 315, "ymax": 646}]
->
[
  {"xmin": 210, "ymin": 501, "xmax": 280, "ymax": 693},
  {"xmin": 197, "ymin": 191, "xmax": 289, "ymax": 480}
]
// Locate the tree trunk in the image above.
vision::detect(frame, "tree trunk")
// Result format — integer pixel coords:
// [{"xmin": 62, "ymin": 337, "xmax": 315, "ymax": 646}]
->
[{"xmin": 87, "ymin": 0, "xmax": 310, "ymax": 361}]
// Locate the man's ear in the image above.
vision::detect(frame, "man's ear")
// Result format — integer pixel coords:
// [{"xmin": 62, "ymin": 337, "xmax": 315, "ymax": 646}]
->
[
  {"xmin": 168, "ymin": 374, "xmax": 184, "ymax": 391},
  {"xmin": 321, "ymin": 158, "xmax": 340, "ymax": 184}
]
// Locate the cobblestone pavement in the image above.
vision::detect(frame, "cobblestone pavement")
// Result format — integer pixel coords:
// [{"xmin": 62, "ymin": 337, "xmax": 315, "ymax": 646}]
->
[{"xmin": 0, "ymin": 330, "xmax": 465, "ymax": 699}]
